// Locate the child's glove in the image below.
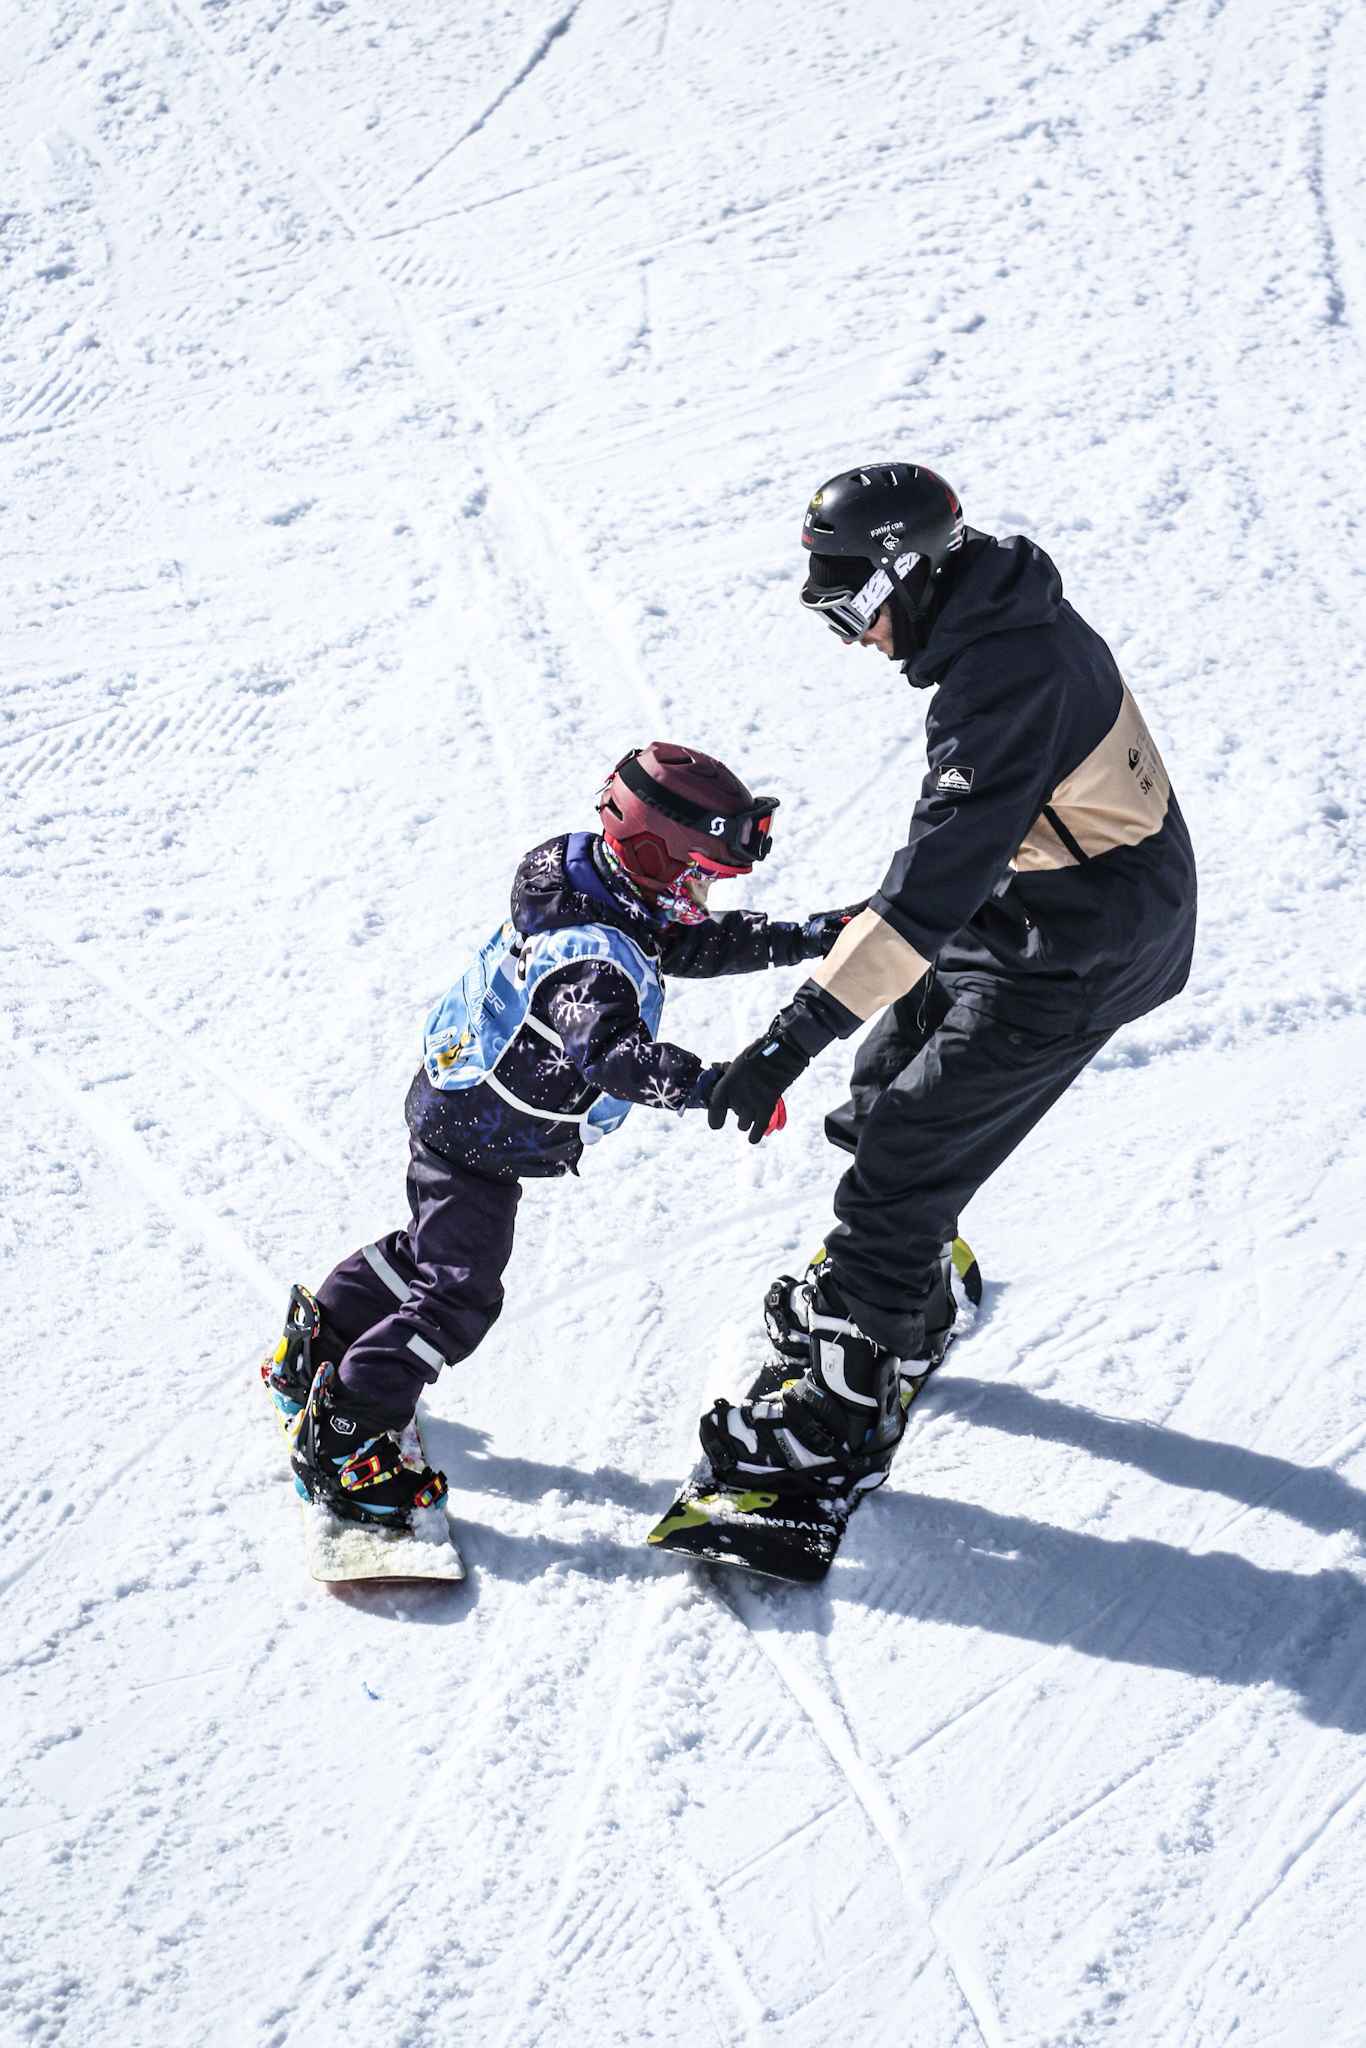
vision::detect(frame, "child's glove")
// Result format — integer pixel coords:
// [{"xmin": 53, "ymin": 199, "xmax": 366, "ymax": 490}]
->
[
  {"xmin": 685, "ymin": 1063, "xmax": 727, "ymax": 1110},
  {"xmin": 800, "ymin": 901, "xmax": 868, "ymax": 958}
]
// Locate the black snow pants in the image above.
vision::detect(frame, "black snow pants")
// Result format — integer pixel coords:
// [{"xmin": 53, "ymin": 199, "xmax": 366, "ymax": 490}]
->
[
  {"xmin": 314, "ymin": 1139, "xmax": 522, "ymax": 1430},
  {"xmin": 822, "ymin": 973, "xmax": 1113, "ymax": 1358}
]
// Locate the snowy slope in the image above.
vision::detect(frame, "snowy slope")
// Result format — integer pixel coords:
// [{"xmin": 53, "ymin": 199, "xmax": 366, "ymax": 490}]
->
[{"xmin": 4, "ymin": 0, "xmax": 1366, "ymax": 2042}]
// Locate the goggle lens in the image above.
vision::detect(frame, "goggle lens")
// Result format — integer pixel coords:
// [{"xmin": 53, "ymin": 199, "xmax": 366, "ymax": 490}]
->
[{"xmin": 800, "ymin": 564, "xmax": 894, "ymax": 641}]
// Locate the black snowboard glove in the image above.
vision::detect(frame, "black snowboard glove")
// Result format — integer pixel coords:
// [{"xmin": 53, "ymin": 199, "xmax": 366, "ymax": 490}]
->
[
  {"xmin": 800, "ymin": 901, "xmax": 868, "ymax": 959},
  {"xmin": 706, "ymin": 983, "xmax": 859, "ymax": 1145},
  {"xmin": 706, "ymin": 1026, "xmax": 811, "ymax": 1144}
]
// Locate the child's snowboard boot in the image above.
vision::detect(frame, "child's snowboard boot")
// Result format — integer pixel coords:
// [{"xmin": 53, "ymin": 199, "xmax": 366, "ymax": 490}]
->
[{"xmin": 291, "ymin": 1361, "xmax": 447, "ymax": 1526}]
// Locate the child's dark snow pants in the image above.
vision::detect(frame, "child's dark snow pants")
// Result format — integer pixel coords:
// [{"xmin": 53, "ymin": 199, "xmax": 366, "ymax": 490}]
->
[{"xmin": 314, "ymin": 1140, "xmax": 521, "ymax": 1429}]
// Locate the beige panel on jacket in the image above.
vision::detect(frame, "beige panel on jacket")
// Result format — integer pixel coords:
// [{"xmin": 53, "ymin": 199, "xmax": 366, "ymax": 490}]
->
[
  {"xmin": 1015, "ymin": 684, "xmax": 1171, "ymax": 873},
  {"xmin": 809, "ymin": 908, "xmax": 931, "ymax": 1024},
  {"xmin": 810, "ymin": 685, "xmax": 1172, "ymax": 1021}
]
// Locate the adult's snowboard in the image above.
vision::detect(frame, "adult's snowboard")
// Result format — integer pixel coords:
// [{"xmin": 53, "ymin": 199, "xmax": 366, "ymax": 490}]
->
[{"xmin": 646, "ymin": 1238, "xmax": 981, "ymax": 1584}]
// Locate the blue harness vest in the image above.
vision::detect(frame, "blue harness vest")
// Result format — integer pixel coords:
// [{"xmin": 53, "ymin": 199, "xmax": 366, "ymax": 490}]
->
[{"xmin": 421, "ymin": 918, "xmax": 665, "ymax": 1143}]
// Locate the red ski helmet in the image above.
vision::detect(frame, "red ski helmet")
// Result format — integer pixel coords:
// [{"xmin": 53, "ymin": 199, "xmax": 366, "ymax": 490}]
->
[{"xmin": 596, "ymin": 743, "xmax": 778, "ymax": 894}]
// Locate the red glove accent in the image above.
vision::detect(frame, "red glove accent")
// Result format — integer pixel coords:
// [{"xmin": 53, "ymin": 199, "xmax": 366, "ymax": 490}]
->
[{"xmin": 764, "ymin": 1097, "xmax": 788, "ymax": 1136}]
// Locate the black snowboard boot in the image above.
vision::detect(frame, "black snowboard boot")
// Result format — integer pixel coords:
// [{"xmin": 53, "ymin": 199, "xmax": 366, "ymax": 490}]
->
[
  {"xmin": 702, "ymin": 1273, "xmax": 906, "ymax": 1499},
  {"xmin": 291, "ymin": 1362, "xmax": 447, "ymax": 1526},
  {"xmin": 763, "ymin": 1241, "xmax": 971, "ymax": 1379}
]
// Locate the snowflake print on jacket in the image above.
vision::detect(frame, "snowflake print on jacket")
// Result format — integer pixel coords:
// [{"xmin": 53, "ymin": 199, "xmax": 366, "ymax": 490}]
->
[{"xmin": 406, "ymin": 832, "xmax": 826, "ymax": 1178}]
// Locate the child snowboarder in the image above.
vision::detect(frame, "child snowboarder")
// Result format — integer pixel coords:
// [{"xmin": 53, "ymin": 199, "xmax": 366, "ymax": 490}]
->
[{"xmin": 262, "ymin": 741, "xmax": 862, "ymax": 1527}]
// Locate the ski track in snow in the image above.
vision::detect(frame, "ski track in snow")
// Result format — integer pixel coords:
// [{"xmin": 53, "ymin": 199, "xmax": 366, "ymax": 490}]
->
[
  {"xmin": 5, "ymin": 0, "xmax": 1366, "ymax": 2042},
  {"xmin": 719, "ymin": 1573, "xmax": 1003, "ymax": 2048}
]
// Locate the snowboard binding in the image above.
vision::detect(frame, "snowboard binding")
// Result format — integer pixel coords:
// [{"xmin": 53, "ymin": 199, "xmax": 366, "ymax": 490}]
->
[
  {"xmin": 261, "ymin": 1282, "xmax": 324, "ymax": 1424},
  {"xmin": 700, "ymin": 1390, "xmax": 902, "ymax": 1502},
  {"xmin": 763, "ymin": 1237, "xmax": 982, "ymax": 1380},
  {"xmin": 763, "ymin": 1273, "xmax": 811, "ymax": 1364},
  {"xmin": 702, "ymin": 1270, "xmax": 908, "ymax": 1500}
]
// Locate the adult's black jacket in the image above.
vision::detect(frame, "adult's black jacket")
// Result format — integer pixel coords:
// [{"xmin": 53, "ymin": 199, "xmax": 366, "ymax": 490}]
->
[{"xmin": 807, "ymin": 534, "xmax": 1197, "ymax": 1037}]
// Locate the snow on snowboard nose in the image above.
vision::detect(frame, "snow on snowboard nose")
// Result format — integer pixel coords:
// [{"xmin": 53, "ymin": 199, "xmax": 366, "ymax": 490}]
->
[{"xmin": 260, "ymin": 1362, "xmax": 465, "ymax": 1588}]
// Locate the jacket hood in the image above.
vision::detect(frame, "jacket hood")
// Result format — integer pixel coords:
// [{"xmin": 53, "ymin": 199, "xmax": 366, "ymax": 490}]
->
[
  {"xmin": 510, "ymin": 832, "xmax": 663, "ymax": 948},
  {"xmin": 907, "ymin": 534, "xmax": 1065, "ymax": 688}
]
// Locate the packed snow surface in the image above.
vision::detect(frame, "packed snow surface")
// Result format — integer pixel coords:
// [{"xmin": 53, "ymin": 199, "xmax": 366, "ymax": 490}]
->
[{"xmin": 5, "ymin": 1, "xmax": 1366, "ymax": 2042}]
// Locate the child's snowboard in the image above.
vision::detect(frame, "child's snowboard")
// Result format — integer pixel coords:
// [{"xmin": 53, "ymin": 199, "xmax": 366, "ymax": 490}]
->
[
  {"xmin": 298, "ymin": 1412, "xmax": 466, "ymax": 1588},
  {"xmin": 261, "ymin": 1365, "xmax": 465, "ymax": 1588}
]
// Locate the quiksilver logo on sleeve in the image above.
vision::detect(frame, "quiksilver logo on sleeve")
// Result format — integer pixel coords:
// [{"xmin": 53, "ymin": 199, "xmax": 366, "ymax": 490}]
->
[{"xmin": 937, "ymin": 765, "xmax": 975, "ymax": 793}]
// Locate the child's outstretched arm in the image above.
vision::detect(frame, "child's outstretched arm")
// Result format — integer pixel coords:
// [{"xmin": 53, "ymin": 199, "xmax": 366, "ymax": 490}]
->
[
  {"xmin": 658, "ymin": 902, "xmax": 867, "ymax": 979},
  {"xmin": 535, "ymin": 959, "xmax": 715, "ymax": 1112}
]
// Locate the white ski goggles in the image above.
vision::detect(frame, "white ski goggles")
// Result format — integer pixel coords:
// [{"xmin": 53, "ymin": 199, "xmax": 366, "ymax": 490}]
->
[{"xmin": 800, "ymin": 564, "xmax": 895, "ymax": 641}]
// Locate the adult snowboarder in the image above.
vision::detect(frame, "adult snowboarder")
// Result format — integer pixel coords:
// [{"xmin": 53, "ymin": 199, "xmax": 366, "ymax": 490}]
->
[
  {"xmin": 263, "ymin": 744, "xmax": 861, "ymax": 1528},
  {"xmin": 701, "ymin": 462, "xmax": 1198, "ymax": 1501}
]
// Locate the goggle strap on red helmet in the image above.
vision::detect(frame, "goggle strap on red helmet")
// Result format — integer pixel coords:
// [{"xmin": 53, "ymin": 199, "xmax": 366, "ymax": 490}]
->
[{"xmin": 613, "ymin": 751, "xmax": 778, "ymax": 866}]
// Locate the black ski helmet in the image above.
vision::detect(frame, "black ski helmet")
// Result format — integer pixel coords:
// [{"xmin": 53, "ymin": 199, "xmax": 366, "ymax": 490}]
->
[{"xmin": 799, "ymin": 462, "xmax": 965, "ymax": 640}]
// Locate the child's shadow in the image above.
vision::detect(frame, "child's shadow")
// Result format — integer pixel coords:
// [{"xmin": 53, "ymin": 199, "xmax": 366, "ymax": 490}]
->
[
  {"xmin": 423, "ymin": 1413, "xmax": 670, "ymax": 1519},
  {"xmin": 379, "ymin": 1412, "xmax": 684, "ymax": 1614}
]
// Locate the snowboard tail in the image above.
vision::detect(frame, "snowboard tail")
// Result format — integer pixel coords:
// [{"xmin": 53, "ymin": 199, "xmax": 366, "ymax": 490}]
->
[
  {"xmin": 300, "ymin": 1491, "xmax": 464, "ymax": 1585},
  {"xmin": 648, "ymin": 1477, "xmax": 850, "ymax": 1583}
]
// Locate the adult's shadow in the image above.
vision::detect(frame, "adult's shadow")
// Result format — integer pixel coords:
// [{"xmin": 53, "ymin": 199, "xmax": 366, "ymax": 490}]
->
[
  {"xmin": 826, "ymin": 1377, "xmax": 1366, "ymax": 1734},
  {"xmin": 420, "ymin": 1399, "xmax": 1366, "ymax": 1734},
  {"xmin": 932, "ymin": 1376, "xmax": 1366, "ymax": 1542}
]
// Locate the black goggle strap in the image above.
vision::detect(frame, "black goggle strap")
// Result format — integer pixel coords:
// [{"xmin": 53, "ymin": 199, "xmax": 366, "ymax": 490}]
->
[{"xmin": 614, "ymin": 751, "xmax": 779, "ymax": 864}]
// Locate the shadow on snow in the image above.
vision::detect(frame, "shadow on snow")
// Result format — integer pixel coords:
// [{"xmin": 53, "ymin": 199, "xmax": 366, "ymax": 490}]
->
[{"xmin": 420, "ymin": 1389, "xmax": 1366, "ymax": 1730}]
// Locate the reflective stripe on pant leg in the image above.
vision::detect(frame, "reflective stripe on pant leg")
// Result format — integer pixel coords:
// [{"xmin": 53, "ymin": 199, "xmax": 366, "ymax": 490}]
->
[
  {"xmin": 314, "ymin": 1238, "xmax": 415, "ymax": 1361},
  {"xmin": 406, "ymin": 1332, "xmax": 446, "ymax": 1372},
  {"xmin": 336, "ymin": 1150, "xmax": 522, "ymax": 1425},
  {"xmin": 363, "ymin": 1241, "xmax": 411, "ymax": 1302}
]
